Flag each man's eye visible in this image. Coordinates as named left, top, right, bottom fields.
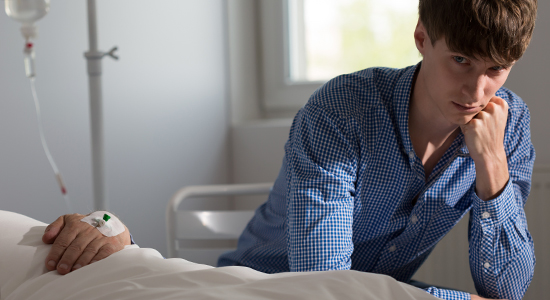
left=491, top=66, right=505, bottom=71
left=453, top=56, right=467, bottom=64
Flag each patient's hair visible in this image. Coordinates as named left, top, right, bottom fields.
left=419, top=0, right=537, bottom=66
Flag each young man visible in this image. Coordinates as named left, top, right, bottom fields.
left=42, top=1, right=537, bottom=300
left=217, top=1, right=537, bottom=300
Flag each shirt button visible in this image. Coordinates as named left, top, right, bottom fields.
left=389, top=245, right=397, bottom=252
left=408, top=151, right=415, bottom=160
left=484, top=262, right=491, bottom=269
left=482, top=212, right=491, bottom=219
left=411, top=215, right=418, bottom=224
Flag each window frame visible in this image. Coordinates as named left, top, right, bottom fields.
left=258, top=0, right=324, bottom=114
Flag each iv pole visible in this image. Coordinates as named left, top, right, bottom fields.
left=84, top=0, right=118, bottom=211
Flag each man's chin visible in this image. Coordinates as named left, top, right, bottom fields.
left=451, top=115, right=475, bottom=126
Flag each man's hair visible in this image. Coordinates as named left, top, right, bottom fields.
left=419, top=0, right=537, bottom=66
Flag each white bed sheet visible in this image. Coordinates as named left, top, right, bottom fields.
left=0, top=210, right=439, bottom=300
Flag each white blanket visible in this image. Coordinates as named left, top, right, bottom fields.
left=0, top=210, right=439, bottom=300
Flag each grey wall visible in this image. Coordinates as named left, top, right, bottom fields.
left=505, top=0, right=550, bottom=166
left=0, top=0, right=229, bottom=256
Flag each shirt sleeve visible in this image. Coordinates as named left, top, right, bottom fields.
left=285, top=101, right=359, bottom=272
left=467, top=103, right=536, bottom=300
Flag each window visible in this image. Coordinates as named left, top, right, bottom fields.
left=287, top=0, right=420, bottom=82
left=240, top=0, right=421, bottom=116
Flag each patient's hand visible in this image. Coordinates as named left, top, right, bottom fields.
left=42, top=213, right=131, bottom=275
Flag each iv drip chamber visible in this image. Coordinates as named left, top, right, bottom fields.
left=24, top=42, right=36, bottom=78
left=5, top=0, right=50, bottom=77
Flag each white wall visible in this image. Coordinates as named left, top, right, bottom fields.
left=0, top=0, right=229, bottom=256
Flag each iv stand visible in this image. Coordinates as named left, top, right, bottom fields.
left=84, top=0, right=118, bottom=211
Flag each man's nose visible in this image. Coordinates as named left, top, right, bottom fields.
left=463, top=74, right=487, bottom=102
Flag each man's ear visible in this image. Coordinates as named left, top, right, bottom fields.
left=414, top=20, right=428, bottom=55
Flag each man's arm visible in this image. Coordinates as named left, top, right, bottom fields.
left=460, top=97, right=511, bottom=201
left=461, top=96, right=535, bottom=300
left=42, top=212, right=131, bottom=274
left=422, top=287, right=507, bottom=300
left=471, top=295, right=507, bottom=300
left=286, top=101, right=358, bottom=272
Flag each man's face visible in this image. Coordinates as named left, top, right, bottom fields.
left=415, top=27, right=514, bottom=126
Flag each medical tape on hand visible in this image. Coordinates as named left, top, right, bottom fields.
left=80, top=211, right=125, bottom=237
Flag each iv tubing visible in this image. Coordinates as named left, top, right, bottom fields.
left=29, top=78, right=73, bottom=213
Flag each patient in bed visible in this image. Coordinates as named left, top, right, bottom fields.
left=1, top=210, right=439, bottom=300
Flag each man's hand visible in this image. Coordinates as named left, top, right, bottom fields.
left=460, top=96, right=509, bottom=200
left=42, top=213, right=131, bottom=275
left=471, top=294, right=508, bottom=300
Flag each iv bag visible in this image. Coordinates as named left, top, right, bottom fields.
left=5, top=0, right=50, bottom=40
left=5, top=0, right=49, bottom=24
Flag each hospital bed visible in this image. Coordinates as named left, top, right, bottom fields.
left=0, top=209, right=438, bottom=300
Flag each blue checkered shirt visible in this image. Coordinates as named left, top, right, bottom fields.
left=218, top=64, right=535, bottom=300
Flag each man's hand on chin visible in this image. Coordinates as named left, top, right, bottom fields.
left=42, top=213, right=131, bottom=275
left=460, top=96, right=510, bottom=201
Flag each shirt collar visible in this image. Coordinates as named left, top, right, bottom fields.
left=392, top=62, right=469, bottom=158
left=392, top=62, right=420, bottom=157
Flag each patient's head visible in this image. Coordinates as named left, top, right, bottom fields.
left=418, top=0, right=537, bottom=66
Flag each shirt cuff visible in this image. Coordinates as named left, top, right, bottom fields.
left=471, top=179, right=518, bottom=227
left=425, top=286, right=471, bottom=300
